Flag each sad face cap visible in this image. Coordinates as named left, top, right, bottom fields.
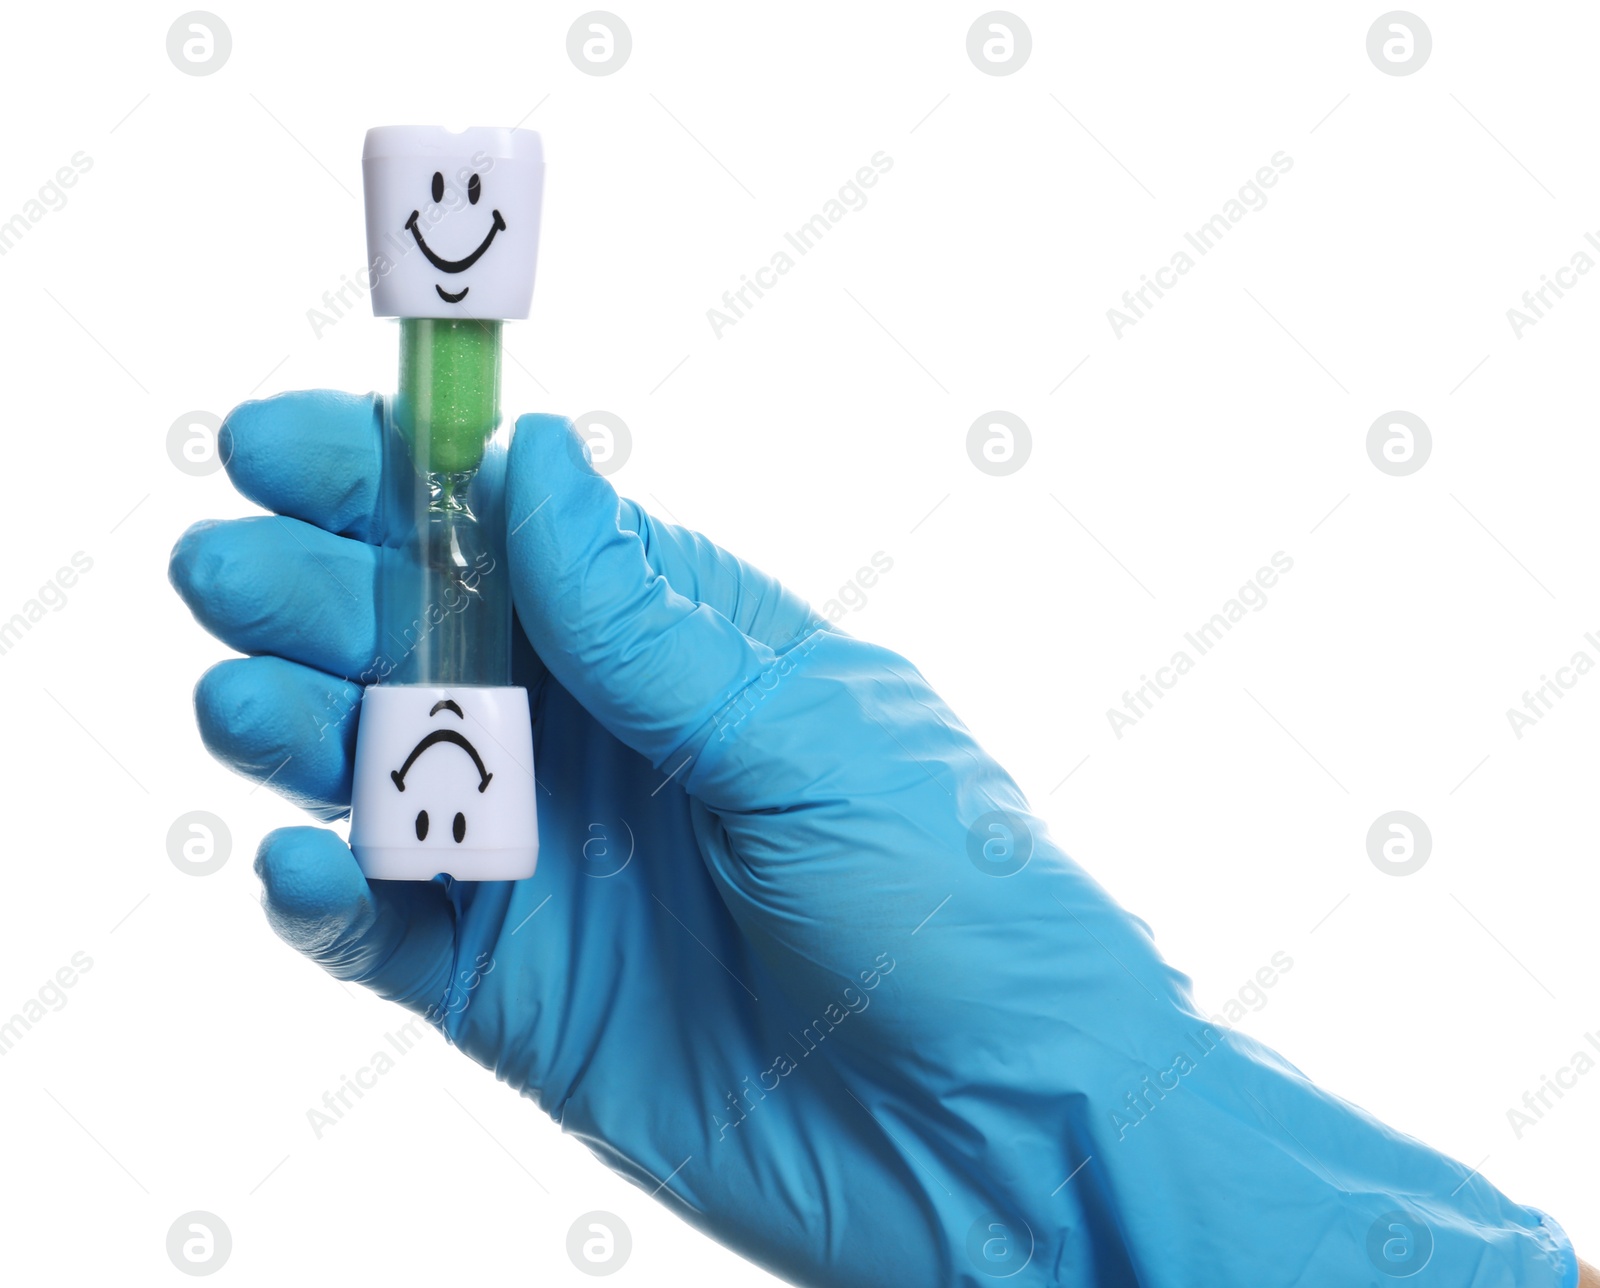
left=362, top=125, right=544, bottom=320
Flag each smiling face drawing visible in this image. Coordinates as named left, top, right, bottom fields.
left=362, top=125, right=544, bottom=320
left=405, top=170, right=508, bottom=304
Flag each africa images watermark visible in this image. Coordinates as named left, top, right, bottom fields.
left=1503, top=629, right=1600, bottom=739
left=1505, top=229, right=1600, bottom=339
left=0, top=551, right=94, bottom=658
left=306, top=151, right=495, bottom=338
left=0, top=951, right=94, bottom=1057
left=1106, top=551, right=1295, bottom=739
left=0, top=152, right=93, bottom=257
left=1111, top=951, right=1294, bottom=1143
left=712, top=615, right=828, bottom=744
left=1505, top=1027, right=1600, bottom=1140
left=706, top=152, right=894, bottom=338
left=316, top=548, right=497, bottom=739
left=305, top=952, right=493, bottom=1138
left=305, top=1017, right=428, bottom=1139
left=1110, top=1021, right=1222, bottom=1141
left=712, top=952, right=896, bottom=1141
left=1209, top=950, right=1295, bottom=1028
left=1106, top=151, right=1293, bottom=338
left=818, top=550, right=894, bottom=622
left=711, top=553, right=892, bottom=744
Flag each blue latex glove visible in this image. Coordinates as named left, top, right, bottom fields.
left=170, top=391, right=1578, bottom=1288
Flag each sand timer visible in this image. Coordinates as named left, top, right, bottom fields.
left=348, top=125, right=544, bottom=882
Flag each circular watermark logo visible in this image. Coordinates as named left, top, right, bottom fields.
left=167, top=411, right=227, bottom=477
left=1366, top=1208, right=1434, bottom=1276
left=967, top=810, right=1034, bottom=877
left=567, top=1210, right=632, bottom=1276
left=166, top=12, right=232, bottom=76
left=966, top=411, right=1032, bottom=476
left=1366, top=811, right=1431, bottom=877
left=568, top=12, right=632, bottom=75
left=1365, top=410, right=1431, bottom=476
left=967, top=12, right=1032, bottom=76
left=579, top=819, right=635, bottom=878
left=966, top=1212, right=1034, bottom=1278
left=572, top=410, right=632, bottom=476
left=167, top=811, right=232, bottom=877
left=1366, top=12, right=1432, bottom=76
left=166, top=1211, right=232, bottom=1276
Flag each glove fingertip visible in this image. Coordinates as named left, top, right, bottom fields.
left=221, top=391, right=383, bottom=538
left=507, top=412, right=602, bottom=515
left=255, top=825, right=370, bottom=951
left=193, top=658, right=261, bottom=760
left=167, top=518, right=221, bottom=603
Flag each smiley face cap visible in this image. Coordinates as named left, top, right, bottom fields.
left=362, top=125, right=544, bottom=320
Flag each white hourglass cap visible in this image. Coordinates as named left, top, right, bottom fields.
left=350, top=684, right=539, bottom=882
left=362, top=125, right=544, bottom=320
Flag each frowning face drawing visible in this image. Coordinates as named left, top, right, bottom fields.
left=348, top=683, right=538, bottom=882
left=388, top=697, right=494, bottom=848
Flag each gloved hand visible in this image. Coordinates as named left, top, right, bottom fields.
left=170, top=391, right=1577, bottom=1288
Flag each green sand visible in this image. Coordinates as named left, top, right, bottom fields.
left=397, top=318, right=502, bottom=477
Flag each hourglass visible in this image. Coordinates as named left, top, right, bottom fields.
left=347, top=125, right=544, bottom=882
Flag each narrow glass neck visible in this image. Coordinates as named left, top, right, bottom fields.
left=376, top=318, right=513, bottom=687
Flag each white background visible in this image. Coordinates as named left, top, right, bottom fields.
left=0, top=0, right=1595, bottom=1282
